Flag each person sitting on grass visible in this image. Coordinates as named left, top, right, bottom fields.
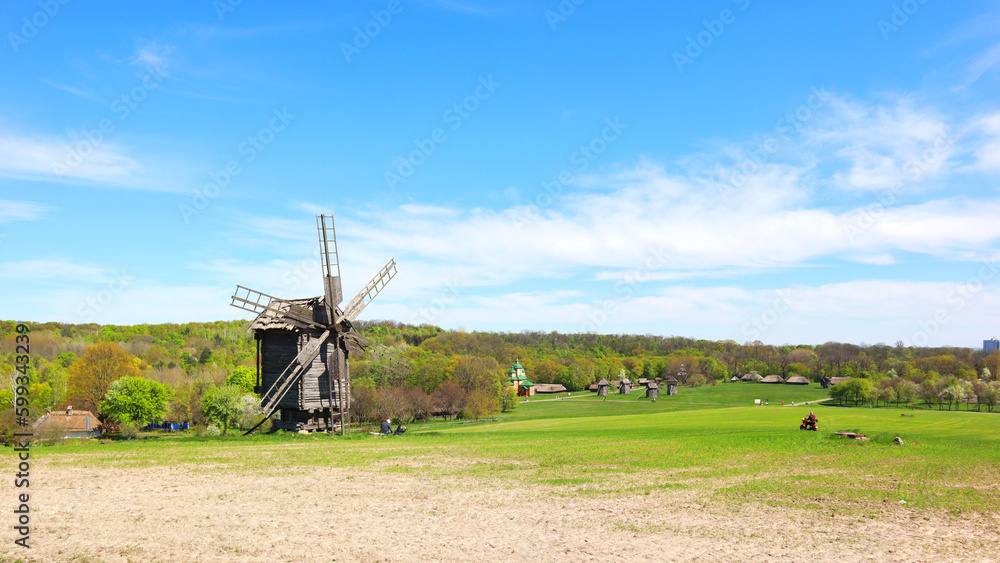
left=380, top=418, right=392, bottom=435
left=393, top=423, right=407, bottom=436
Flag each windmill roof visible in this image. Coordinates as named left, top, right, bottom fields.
left=247, top=296, right=323, bottom=331
left=597, top=379, right=609, bottom=386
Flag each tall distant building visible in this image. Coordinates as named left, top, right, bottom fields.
left=985, top=338, right=1000, bottom=352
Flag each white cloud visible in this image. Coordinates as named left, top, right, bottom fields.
left=0, top=200, right=48, bottom=223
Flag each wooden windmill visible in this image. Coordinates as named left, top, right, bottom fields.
left=230, top=214, right=408, bottom=434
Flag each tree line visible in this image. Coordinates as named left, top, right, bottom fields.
left=2, top=319, right=998, bottom=440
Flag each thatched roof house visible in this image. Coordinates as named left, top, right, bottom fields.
left=729, top=376, right=740, bottom=383
left=32, top=407, right=101, bottom=439
left=534, top=383, right=568, bottom=394
left=830, top=376, right=853, bottom=385
left=761, top=375, right=784, bottom=384
left=586, top=382, right=598, bottom=392
left=741, top=372, right=763, bottom=382
left=645, top=382, right=659, bottom=399
left=785, top=375, right=810, bottom=385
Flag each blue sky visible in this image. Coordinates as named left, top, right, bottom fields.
left=3, top=0, right=1000, bottom=347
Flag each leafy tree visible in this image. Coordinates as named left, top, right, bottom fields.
left=101, top=377, right=172, bottom=425
left=432, top=381, right=465, bottom=419
left=198, top=348, right=213, bottom=365
left=226, top=366, right=256, bottom=396
left=466, top=387, right=498, bottom=419
left=499, top=385, right=519, bottom=412
left=200, top=385, right=244, bottom=435
left=68, top=342, right=141, bottom=413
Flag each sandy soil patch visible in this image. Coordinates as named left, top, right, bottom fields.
left=3, top=452, right=998, bottom=562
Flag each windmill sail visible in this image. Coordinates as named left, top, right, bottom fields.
left=230, top=286, right=321, bottom=330
left=316, top=214, right=343, bottom=311
left=338, top=258, right=397, bottom=324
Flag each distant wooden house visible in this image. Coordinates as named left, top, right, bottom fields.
left=729, top=376, right=740, bottom=383
left=619, top=378, right=633, bottom=394
left=663, top=377, right=679, bottom=396
left=637, top=378, right=651, bottom=386
left=675, top=364, right=689, bottom=383
left=32, top=407, right=101, bottom=439
left=507, top=358, right=536, bottom=397
left=830, top=376, right=853, bottom=386
left=645, top=382, right=659, bottom=399
left=741, top=371, right=763, bottom=382
left=596, top=378, right=610, bottom=397
left=761, top=375, right=784, bottom=384
left=534, top=383, right=567, bottom=394
left=586, top=382, right=598, bottom=392
left=785, top=375, right=810, bottom=385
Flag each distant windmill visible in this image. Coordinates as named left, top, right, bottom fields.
left=230, top=215, right=408, bottom=434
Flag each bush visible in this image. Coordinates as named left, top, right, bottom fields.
left=456, top=408, right=471, bottom=420
left=204, top=424, right=221, bottom=437
left=120, top=423, right=140, bottom=440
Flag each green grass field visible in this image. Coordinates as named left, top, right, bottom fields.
left=22, top=383, right=1000, bottom=517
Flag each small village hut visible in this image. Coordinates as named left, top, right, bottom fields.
left=741, top=371, right=763, bottom=382
left=32, top=407, right=101, bottom=439
left=534, top=383, right=568, bottom=394
left=761, top=374, right=784, bottom=384
left=664, top=376, right=679, bottom=396
left=596, top=378, right=610, bottom=397
left=785, top=375, right=810, bottom=385
left=619, top=378, right=633, bottom=394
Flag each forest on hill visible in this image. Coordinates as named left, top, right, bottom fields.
left=3, top=319, right=998, bottom=434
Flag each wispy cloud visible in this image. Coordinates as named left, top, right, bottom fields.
left=0, top=200, right=49, bottom=224
left=38, top=78, right=105, bottom=103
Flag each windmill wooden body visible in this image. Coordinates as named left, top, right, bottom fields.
left=231, top=215, right=408, bottom=434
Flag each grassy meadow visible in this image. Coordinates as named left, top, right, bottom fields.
left=23, top=383, right=1000, bottom=518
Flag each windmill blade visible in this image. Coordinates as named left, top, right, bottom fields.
left=316, top=215, right=343, bottom=313
left=230, top=285, right=322, bottom=330
left=337, top=259, right=397, bottom=324
left=248, top=330, right=332, bottom=434
left=345, top=332, right=411, bottom=376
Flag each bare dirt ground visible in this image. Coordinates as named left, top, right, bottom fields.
left=4, top=453, right=999, bottom=562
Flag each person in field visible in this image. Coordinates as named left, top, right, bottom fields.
left=393, top=423, right=407, bottom=435
left=380, top=418, right=392, bottom=435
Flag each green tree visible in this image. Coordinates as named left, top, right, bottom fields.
left=200, top=386, right=244, bottom=435
left=226, top=366, right=256, bottom=396
left=101, top=377, right=173, bottom=425
left=499, top=385, right=519, bottom=412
